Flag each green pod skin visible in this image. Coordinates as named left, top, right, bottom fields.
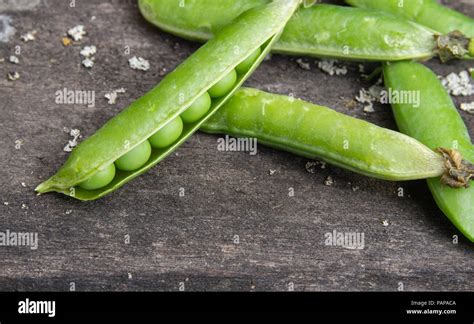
left=383, top=61, right=474, bottom=242
left=139, top=1, right=473, bottom=61
left=36, top=0, right=302, bottom=200
left=346, top=0, right=474, bottom=38
left=201, top=88, right=446, bottom=181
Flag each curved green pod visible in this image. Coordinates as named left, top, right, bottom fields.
left=346, top=0, right=474, bottom=38
left=35, top=0, right=302, bottom=201
left=201, top=88, right=447, bottom=181
left=383, top=61, right=474, bottom=242
left=138, top=1, right=474, bottom=61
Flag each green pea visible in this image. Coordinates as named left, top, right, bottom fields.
left=149, top=117, right=184, bottom=148
left=208, top=69, right=237, bottom=98
left=180, top=92, right=211, bottom=124
left=78, top=163, right=116, bottom=190
left=235, top=47, right=262, bottom=74
left=139, top=1, right=474, bottom=62
left=384, top=61, right=474, bottom=242
left=115, top=140, right=152, bottom=171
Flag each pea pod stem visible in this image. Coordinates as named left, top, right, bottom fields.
left=139, top=1, right=474, bottom=62
left=437, top=148, right=474, bottom=189
left=36, top=0, right=302, bottom=200
left=383, top=61, right=474, bottom=242
left=435, top=31, right=474, bottom=62
left=201, top=88, right=460, bottom=182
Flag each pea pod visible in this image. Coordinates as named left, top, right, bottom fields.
left=35, top=0, right=302, bottom=201
left=201, top=87, right=452, bottom=181
left=383, top=61, right=474, bottom=242
left=346, top=0, right=474, bottom=38
left=139, top=1, right=474, bottom=62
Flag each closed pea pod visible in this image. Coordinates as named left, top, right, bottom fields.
left=346, top=0, right=474, bottom=38
left=139, top=0, right=269, bottom=41
left=35, top=0, right=302, bottom=200
left=383, top=61, right=474, bottom=242
left=201, top=88, right=474, bottom=182
left=139, top=1, right=474, bottom=62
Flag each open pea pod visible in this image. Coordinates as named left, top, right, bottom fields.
left=36, top=0, right=302, bottom=201
left=202, top=88, right=452, bottom=181
left=138, top=0, right=474, bottom=62
left=384, top=61, right=474, bottom=242
left=346, top=0, right=474, bottom=38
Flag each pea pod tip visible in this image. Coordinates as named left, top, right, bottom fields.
left=35, top=179, right=55, bottom=194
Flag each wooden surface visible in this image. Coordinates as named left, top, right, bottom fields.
left=0, top=0, right=473, bottom=291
